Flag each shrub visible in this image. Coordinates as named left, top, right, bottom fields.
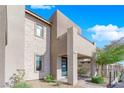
left=9, top=69, right=25, bottom=87
left=91, top=75, right=104, bottom=84
left=44, top=74, right=55, bottom=83
left=14, top=82, right=31, bottom=88
left=6, top=69, right=31, bottom=88
left=78, top=68, right=86, bottom=75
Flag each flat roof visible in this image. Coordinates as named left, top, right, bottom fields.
left=25, top=10, right=52, bottom=25
left=25, top=9, right=94, bottom=45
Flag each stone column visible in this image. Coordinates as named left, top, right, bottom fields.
left=57, top=57, right=62, bottom=80
left=67, top=27, right=78, bottom=85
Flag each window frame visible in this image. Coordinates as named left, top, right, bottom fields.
left=35, top=23, right=44, bottom=38
left=34, top=54, right=43, bottom=72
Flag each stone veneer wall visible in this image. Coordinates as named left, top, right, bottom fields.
left=24, top=14, right=50, bottom=80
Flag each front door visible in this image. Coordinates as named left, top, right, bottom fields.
left=61, top=57, right=67, bottom=76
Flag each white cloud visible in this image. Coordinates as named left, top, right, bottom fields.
left=87, top=24, right=124, bottom=41
left=30, top=5, right=55, bottom=10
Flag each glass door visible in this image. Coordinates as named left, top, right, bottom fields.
left=61, top=57, right=67, bottom=76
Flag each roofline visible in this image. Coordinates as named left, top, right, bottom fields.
left=25, top=10, right=52, bottom=25
left=54, top=10, right=81, bottom=33
left=25, top=9, right=95, bottom=45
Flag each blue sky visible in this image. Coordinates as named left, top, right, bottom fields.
left=26, top=5, right=124, bottom=48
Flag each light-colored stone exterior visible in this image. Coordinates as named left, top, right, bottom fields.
left=24, top=13, right=50, bottom=80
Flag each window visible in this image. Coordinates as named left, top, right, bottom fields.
left=35, top=24, right=44, bottom=38
left=35, top=55, right=42, bottom=71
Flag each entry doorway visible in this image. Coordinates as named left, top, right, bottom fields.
left=61, top=57, right=68, bottom=77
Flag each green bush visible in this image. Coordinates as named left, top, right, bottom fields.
left=14, top=82, right=31, bottom=88
left=91, top=75, right=104, bottom=84
left=9, top=69, right=26, bottom=87
left=5, top=69, right=32, bottom=88
left=78, top=68, right=86, bottom=75
left=44, top=74, right=55, bottom=83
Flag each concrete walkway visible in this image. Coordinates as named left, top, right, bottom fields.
left=78, top=77, right=106, bottom=88
left=27, top=78, right=106, bottom=88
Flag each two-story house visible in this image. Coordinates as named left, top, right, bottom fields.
left=0, top=5, right=96, bottom=87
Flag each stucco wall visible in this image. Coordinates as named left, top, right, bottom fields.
left=56, top=10, right=81, bottom=38
left=57, top=33, right=67, bottom=56
left=73, top=28, right=96, bottom=57
left=50, top=10, right=96, bottom=79
left=0, top=5, right=6, bottom=87
left=55, top=10, right=96, bottom=57
left=5, top=5, right=25, bottom=82
left=24, top=13, right=50, bottom=80
left=49, top=11, right=58, bottom=78
left=50, top=10, right=81, bottom=78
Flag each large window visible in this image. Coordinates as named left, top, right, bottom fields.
left=35, top=55, right=42, bottom=71
left=35, top=24, right=44, bottom=38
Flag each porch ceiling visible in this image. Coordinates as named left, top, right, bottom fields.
left=78, top=53, right=91, bottom=59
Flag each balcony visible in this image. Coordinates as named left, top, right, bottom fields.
left=57, top=26, right=96, bottom=58
left=67, top=27, right=96, bottom=58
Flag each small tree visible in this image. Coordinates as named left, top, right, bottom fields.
left=96, top=43, right=124, bottom=77
left=96, top=49, right=110, bottom=76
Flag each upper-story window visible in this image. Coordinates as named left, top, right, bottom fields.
left=35, top=24, right=44, bottom=38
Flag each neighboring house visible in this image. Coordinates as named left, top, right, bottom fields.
left=0, top=5, right=96, bottom=87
